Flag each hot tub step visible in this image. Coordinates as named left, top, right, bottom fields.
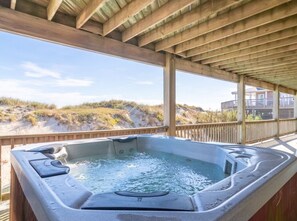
left=81, top=192, right=195, bottom=211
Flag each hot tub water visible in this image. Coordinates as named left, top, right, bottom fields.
left=67, top=150, right=226, bottom=195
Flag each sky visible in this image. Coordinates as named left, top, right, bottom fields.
left=0, top=31, right=236, bottom=110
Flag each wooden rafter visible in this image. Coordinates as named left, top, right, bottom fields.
left=0, top=7, right=163, bottom=66
left=230, top=57, right=297, bottom=73
left=221, top=51, right=297, bottom=70
left=47, top=0, right=63, bottom=21
left=0, top=6, right=239, bottom=85
left=185, top=17, right=297, bottom=57
left=248, top=70, right=297, bottom=78
left=155, top=0, right=291, bottom=52
left=103, top=0, right=154, bottom=36
left=190, top=27, right=297, bottom=61
left=122, top=0, right=195, bottom=42
left=193, top=36, right=297, bottom=64
left=76, top=0, right=106, bottom=29
left=240, top=63, right=297, bottom=74
left=176, top=1, right=297, bottom=54
left=213, top=43, right=297, bottom=67
left=138, top=0, right=239, bottom=47
left=1, top=0, right=297, bottom=92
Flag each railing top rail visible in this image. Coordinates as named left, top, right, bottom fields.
left=246, top=119, right=277, bottom=124
left=0, top=126, right=168, bottom=140
left=279, top=118, right=297, bottom=122
left=176, top=121, right=240, bottom=128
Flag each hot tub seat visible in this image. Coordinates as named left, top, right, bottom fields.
left=81, top=191, right=195, bottom=211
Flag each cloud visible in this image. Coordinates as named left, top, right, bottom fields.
left=0, top=79, right=120, bottom=107
left=56, top=78, right=93, bottom=87
left=22, top=62, right=61, bottom=78
left=134, top=81, right=154, bottom=85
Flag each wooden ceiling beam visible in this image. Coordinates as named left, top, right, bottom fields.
left=244, top=78, right=275, bottom=91
left=194, top=35, right=297, bottom=64
left=0, top=6, right=164, bottom=66
left=192, top=30, right=297, bottom=61
left=225, top=55, right=297, bottom=71
left=219, top=50, right=297, bottom=69
left=138, top=0, right=239, bottom=47
left=76, top=0, right=106, bottom=29
left=230, top=58, right=297, bottom=73
left=14, top=0, right=103, bottom=35
left=186, top=17, right=297, bottom=57
left=175, top=58, right=239, bottom=83
left=0, top=6, right=242, bottom=85
left=238, top=63, right=297, bottom=75
left=177, top=3, right=297, bottom=54
left=103, top=0, right=154, bottom=36
left=244, top=65, right=297, bottom=75
left=47, top=0, right=63, bottom=21
left=155, top=0, right=291, bottom=52
left=122, top=0, right=195, bottom=42
left=248, top=72, right=297, bottom=79
left=10, top=0, right=16, bottom=9
left=212, top=43, right=297, bottom=67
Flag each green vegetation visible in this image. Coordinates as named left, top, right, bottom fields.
left=0, top=97, right=56, bottom=109
left=0, top=98, right=262, bottom=129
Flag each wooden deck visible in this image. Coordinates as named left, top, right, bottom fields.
left=0, top=200, right=9, bottom=221
left=0, top=209, right=9, bottom=221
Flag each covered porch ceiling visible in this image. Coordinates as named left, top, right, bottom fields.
left=0, top=0, right=296, bottom=94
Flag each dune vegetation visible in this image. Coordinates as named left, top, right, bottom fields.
left=0, top=97, right=260, bottom=134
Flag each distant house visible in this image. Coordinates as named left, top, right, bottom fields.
left=221, top=87, right=294, bottom=119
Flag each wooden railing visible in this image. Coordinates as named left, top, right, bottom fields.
left=176, top=122, right=241, bottom=144
left=279, top=118, right=297, bottom=136
left=245, top=120, right=278, bottom=143
left=1, top=119, right=297, bottom=200
left=0, top=126, right=168, bottom=200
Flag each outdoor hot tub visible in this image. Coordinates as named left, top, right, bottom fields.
left=10, top=135, right=297, bottom=221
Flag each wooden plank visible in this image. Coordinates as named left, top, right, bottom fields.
left=273, top=85, right=280, bottom=138
left=175, top=58, right=239, bottom=83
left=195, top=35, right=297, bottom=64
left=237, top=75, right=246, bottom=144
left=220, top=50, right=297, bottom=69
left=192, top=29, right=297, bottom=62
left=155, top=0, right=291, bottom=51
left=15, top=0, right=104, bottom=35
left=103, top=0, right=153, bottom=36
left=177, top=4, right=297, bottom=54
left=0, top=7, right=165, bottom=66
left=246, top=66, right=297, bottom=76
left=213, top=43, right=297, bottom=67
left=10, top=168, right=38, bottom=221
left=76, top=0, right=106, bottom=29
left=47, top=0, right=63, bottom=20
left=186, top=18, right=297, bottom=57
left=245, top=78, right=275, bottom=91
left=294, top=94, right=297, bottom=119
left=122, top=0, right=195, bottom=42
left=164, top=53, right=176, bottom=136
left=229, top=56, right=297, bottom=72
left=138, top=0, right=239, bottom=47
left=236, top=61, right=297, bottom=74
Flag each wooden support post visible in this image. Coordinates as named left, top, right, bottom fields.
left=0, top=144, right=2, bottom=201
left=294, top=92, right=297, bottom=133
left=273, top=85, right=280, bottom=138
left=164, top=53, right=176, bottom=136
left=237, top=75, right=246, bottom=144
